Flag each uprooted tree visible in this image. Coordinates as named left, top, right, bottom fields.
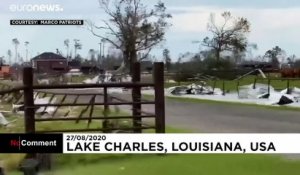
left=202, top=11, right=250, bottom=64
left=87, top=0, right=172, bottom=75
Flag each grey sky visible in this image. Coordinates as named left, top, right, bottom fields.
left=1, top=0, right=300, bottom=62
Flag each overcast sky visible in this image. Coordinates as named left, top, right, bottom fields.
left=1, top=0, right=300, bottom=62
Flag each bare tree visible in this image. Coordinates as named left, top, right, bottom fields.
left=12, top=38, right=20, bottom=64
left=287, top=54, right=296, bottom=65
left=74, top=39, right=82, bottom=59
left=64, top=39, right=70, bottom=59
left=87, top=0, right=171, bottom=74
left=264, top=46, right=286, bottom=69
left=25, top=41, right=29, bottom=62
left=163, top=48, right=171, bottom=71
left=202, top=11, right=250, bottom=62
left=7, top=50, right=12, bottom=65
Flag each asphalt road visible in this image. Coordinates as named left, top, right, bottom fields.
left=162, top=99, right=300, bottom=133
left=43, top=89, right=300, bottom=133
left=112, top=93, right=300, bottom=133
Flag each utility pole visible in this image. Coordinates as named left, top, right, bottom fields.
left=101, top=38, right=106, bottom=59
left=99, top=42, right=102, bottom=66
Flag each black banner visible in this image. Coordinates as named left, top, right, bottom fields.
left=0, top=134, right=63, bottom=153
left=10, top=20, right=84, bottom=25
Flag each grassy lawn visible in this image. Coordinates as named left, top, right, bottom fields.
left=0, top=104, right=139, bottom=172
left=6, top=126, right=300, bottom=175
left=69, top=75, right=95, bottom=83
left=2, top=122, right=300, bottom=175
left=41, top=154, right=300, bottom=175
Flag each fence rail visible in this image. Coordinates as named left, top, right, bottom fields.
left=0, top=62, right=165, bottom=135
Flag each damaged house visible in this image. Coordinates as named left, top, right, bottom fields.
left=31, top=52, right=69, bottom=74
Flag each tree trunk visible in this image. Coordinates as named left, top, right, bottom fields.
left=216, top=49, right=220, bottom=62
left=123, top=51, right=130, bottom=73
left=129, top=50, right=137, bottom=76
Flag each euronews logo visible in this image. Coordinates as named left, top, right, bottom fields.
left=9, top=4, right=64, bottom=12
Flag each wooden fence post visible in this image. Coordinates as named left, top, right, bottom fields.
left=132, top=62, right=141, bottom=133
left=253, top=78, right=257, bottom=89
left=102, top=87, right=109, bottom=132
left=222, top=80, right=225, bottom=96
left=23, top=67, right=35, bottom=134
left=212, top=80, right=216, bottom=93
left=267, top=79, right=271, bottom=96
left=287, top=79, right=291, bottom=94
left=23, top=68, right=36, bottom=159
left=154, top=62, right=165, bottom=133
left=236, top=80, right=240, bottom=96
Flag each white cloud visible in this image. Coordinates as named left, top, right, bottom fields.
left=171, top=6, right=300, bottom=32
left=170, top=6, right=300, bottom=55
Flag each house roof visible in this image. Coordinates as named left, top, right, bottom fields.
left=31, top=52, right=67, bottom=60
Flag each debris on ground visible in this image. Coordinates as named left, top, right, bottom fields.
left=0, top=113, right=16, bottom=127
left=238, top=83, right=275, bottom=99
left=0, top=113, right=9, bottom=126
left=37, top=79, right=50, bottom=85
left=167, top=83, right=222, bottom=95
left=12, top=96, right=57, bottom=115
left=161, top=82, right=300, bottom=107
left=83, top=75, right=100, bottom=84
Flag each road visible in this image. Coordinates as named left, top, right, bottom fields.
left=162, top=99, right=300, bottom=133
left=111, top=93, right=300, bottom=133
left=44, top=89, right=300, bottom=133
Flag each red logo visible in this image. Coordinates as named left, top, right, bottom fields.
left=10, top=139, right=20, bottom=147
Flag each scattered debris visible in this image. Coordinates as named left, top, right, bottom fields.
left=281, top=87, right=300, bottom=99
left=234, top=69, right=267, bottom=80
left=0, top=113, right=16, bottom=127
left=65, top=69, right=82, bottom=76
left=268, top=92, right=296, bottom=105
left=167, top=83, right=222, bottom=95
left=277, top=95, right=295, bottom=105
left=0, top=113, right=9, bottom=126
left=12, top=103, right=24, bottom=114
left=37, top=79, right=50, bottom=85
left=83, top=73, right=132, bottom=84
left=12, top=96, right=57, bottom=115
left=167, top=79, right=176, bottom=83
left=239, top=83, right=274, bottom=99
left=161, top=82, right=300, bottom=106
left=35, top=97, right=57, bottom=115
left=83, top=75, right=100, bottom=84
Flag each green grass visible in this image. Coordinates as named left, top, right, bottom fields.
left=5, top=126, right=300, bottom=175
left=69, top=75, right=95, bottom=83
left=5, top=123, right=300, bottom=175
left=0, top=105, right=140, bottom=172
left=7, top=126, right=300, bottom=175
left=39, top=154, right=300, bottom=175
